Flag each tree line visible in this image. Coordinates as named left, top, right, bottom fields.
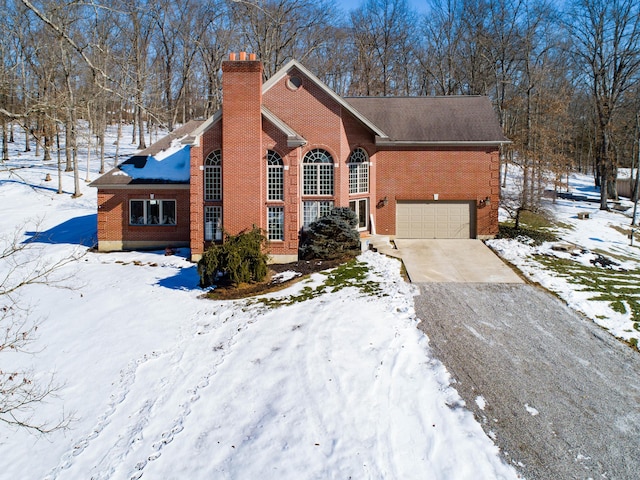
left=1, top=0, right=639, bottom=210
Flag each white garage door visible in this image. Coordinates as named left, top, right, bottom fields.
left=396, top=201, right=473, bottom=238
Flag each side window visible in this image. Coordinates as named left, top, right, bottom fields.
left=267, top=150, right=284, bottom=201
left=204, top=205, right=222, bottom=241
left=267, top=206, right=284, bottom=241
left=129, top=200, right=176, bottom=225
left=205, top=150, right=222, bottom=201
left=303, top=149, right=333, bottom=196
left=348, top=148, right=369, bottom=194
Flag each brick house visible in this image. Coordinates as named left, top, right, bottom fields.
left=92, top=53, right=508, bottom=263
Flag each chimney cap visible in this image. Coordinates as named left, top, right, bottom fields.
left=228, top=52, right=258, bottom=61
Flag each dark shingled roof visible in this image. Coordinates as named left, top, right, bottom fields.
left=345, top=96, right=508, bottom=144
left=90, top=120, right=204, bottom=187
left=138, top=120, right=205, bottom=156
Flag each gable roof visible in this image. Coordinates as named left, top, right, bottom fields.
left=193, top=59, right=391, bottom=142
left=263, top=59, right=390, bottom=139
left=90, top=120, right=203, bottom=188
left=346, top=96, right=509, bottom=146
left=192, top=60, right=508, bottom=147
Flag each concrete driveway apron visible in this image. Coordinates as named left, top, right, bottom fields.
left=397, top=239, right=640, bottom=479
left=393, top=239, right=523, bottom=283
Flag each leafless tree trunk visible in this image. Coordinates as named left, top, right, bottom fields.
left=569, top=0, right=640, bottom=210
left=350, top=0, right=418, bottom=96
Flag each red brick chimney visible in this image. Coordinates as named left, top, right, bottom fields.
left=221, top=52, right=264, bottom=236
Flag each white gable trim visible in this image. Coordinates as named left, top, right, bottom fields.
left=185, top=110, right=222, bottom=147
left=262, top=106, right=307, bottom=147
left=263, top=60, right=389, bottom=139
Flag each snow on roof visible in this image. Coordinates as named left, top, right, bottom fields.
left=119, top=143, right=191, bottom=182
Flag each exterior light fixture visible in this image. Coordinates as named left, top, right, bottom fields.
left=376, top=196, right=388, bottom=209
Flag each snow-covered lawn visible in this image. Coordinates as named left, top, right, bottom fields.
left=0, top=127, right=519, bottom=479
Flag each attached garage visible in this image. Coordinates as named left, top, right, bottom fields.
left=396, top=201, right=475, bottom=239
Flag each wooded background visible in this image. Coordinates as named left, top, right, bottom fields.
left=1, top=0, right=639, bottom=209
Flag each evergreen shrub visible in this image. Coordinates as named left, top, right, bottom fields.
left=198, top=227, right=269, bottom=287
left=299, top=207, right=361, bottom=260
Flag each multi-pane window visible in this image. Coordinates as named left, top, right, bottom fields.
left=348, top=148, right=369, bottom=194
left=349, top=198, right=368, bottom=230
left=267, top=206, right=284, bottom=241
left=130, top=199, right=176, bottom=225
left=303, top=149, right=333, bottom=196
left=303, top=200, right=334, bottom=228
left=205, top=150, right=222, bottom=201
left=267, top=150, right=284, bottom=201
left=204, top=205, right=222, bottom=241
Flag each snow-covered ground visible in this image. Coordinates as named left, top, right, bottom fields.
left=0, top=126, right=519, bottom=479
left=489, top=171, right=640, bottom=343
left=4, top=124, right=638, bottom=479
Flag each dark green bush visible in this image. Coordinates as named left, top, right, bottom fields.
left=299, top=207, right=361, bottom=260
left=198, top=227, right=269, bottom=287
left=497, top=224, right=558, bottom=245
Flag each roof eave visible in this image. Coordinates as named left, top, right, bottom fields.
left=90, top=182, right=190, bottom=189
left=188, top=110, right=222, bottom=145
left=262, top=106, right=308, bottom=148
left=375, top=137, right=511, bottom=147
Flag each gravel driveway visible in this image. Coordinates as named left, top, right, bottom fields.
left=415, top=282, right=640, bottom=480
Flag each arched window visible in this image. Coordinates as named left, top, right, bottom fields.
left=267, top=150, right=284, bottom=201
left=303, top=149, right=333, bottom=196
left=204, top=150, right=221, bottom=201
left=348, top=148, right=369, bottom=194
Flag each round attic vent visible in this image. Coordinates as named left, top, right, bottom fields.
left=287, top=75, right=302, bottom=90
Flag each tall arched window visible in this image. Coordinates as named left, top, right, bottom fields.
left=204, top=150, right=221, bottom=201
left=303, top=149, right=333, bottom=196
left=348, top=148, right=369, bottom=194
left=267, top=150, right=284, bottom=201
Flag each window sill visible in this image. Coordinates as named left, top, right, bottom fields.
left=129, top=224, right=177, bottom=227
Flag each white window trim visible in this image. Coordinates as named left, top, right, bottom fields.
left=204, top=205, right=222, bottom=242
left=348, top=148, right=369, bottom=195
left=302, top=200, right=334, bottom=229
left=129, top=199, right=177, bottom=226
left=349, top=197, right=369, bottom=231
left=303, top=149, right=334, bottom=196
left=267, top=206, right=284, bottom=241
left=205, top=150, right=222, bottom=201
left=267, top=150, right=284, bottom=201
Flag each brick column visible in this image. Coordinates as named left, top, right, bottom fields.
left=221, top=54, right=264, bottom=235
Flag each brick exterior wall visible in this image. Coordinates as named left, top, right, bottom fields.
left=190, top=121, right=222, bottom=259
left=222, top=60, right=265, bottom=235
left=187, top=60, right=500, bottom=260
left=97, top=187, right=190, bottom=251
left=374, top=147, right=499, bottom=238
left=262, top=120, right=299, bottom=256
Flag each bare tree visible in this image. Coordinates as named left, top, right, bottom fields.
left=419, top=0, right=466, bottom=95
left=1, top=224, right=79, bottom=433
left=568, top=0, right=640, bottom=209
left=349, top=0, right=419, bottom=96
left=231, top=0, right=337, bottom=79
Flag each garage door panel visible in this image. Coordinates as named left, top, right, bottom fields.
left=396, top=201, right=473, bottom=238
